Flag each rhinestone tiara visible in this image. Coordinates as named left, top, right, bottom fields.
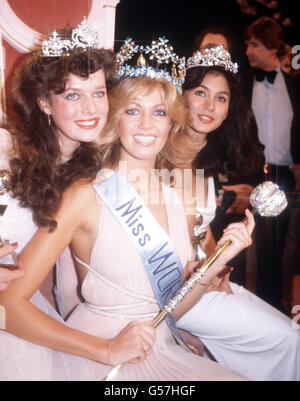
left=115, top=37, right=186, bottom=92
left=42, top=17, right=98, bottom=57
left=187, top=45, right=238, bottom=73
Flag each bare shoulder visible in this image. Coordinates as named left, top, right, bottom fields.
left=63, top=179, right=97, bottom=204
left=93, top=168, right=115, bottom=184
left=56, top=179, right=99, bottom=225
left=0, top=128, right=12, bottom=144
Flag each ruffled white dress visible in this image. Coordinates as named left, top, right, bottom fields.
left=0, top=129, right=69, bottom=380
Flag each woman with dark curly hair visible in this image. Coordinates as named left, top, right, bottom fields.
left=0, top=22, right=116, bottom=379
left=175, top=47, right=299, bottom=381
left=8, top=38, right=116, bottom=230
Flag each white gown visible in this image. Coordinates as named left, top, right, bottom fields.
left=0, top=129, right=69, bottom=380
left=177, top=176, right=300, bottom=381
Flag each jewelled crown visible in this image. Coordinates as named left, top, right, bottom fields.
left=115, top=37, right=186, bottom=92
left=187, top=45, right=238, bottom=73
left=42, top=17, right=98, bottom=57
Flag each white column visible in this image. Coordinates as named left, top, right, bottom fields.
left=101, top=0, right=120, bottom=49
left=0, top=0, right=120, bottom=52
left=0, top=0, right=43, bottom=53
left=0, top=33, right=6, bottom=125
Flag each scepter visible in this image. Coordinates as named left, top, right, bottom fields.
left=103, top=181, right=287, bottom=381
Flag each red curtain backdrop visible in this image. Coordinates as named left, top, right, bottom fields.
left=3, top=0, right=90, bottom=89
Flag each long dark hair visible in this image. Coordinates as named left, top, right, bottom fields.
left=183, top=66, right=264, bottom=178
left=6, top=30, right=116, bottom=230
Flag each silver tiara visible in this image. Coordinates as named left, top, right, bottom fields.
left=115, top=37, right=186, bottom=92
left=42, top=17, right=98, bottom=57
left=187, top=45, right=238, bottom=73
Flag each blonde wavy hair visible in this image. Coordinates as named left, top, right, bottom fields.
left=97, top=76, right=195, bottom=170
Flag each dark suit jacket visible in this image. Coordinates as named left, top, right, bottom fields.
left=240, top=68, right=300, bottom=164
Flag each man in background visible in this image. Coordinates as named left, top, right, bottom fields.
left=242, top=16, right=300, bottom=311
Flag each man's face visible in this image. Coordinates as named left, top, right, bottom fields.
left=245, top=37, right=277, bottom=70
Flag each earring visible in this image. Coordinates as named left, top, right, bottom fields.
left=47, top=114, right=51, bottom=126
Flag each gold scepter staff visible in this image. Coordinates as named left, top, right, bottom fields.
left=103, top=181, right=287, bottom=381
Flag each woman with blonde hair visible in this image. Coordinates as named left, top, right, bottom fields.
left=175, top=46, right=300, bottom=381
left=0, top=42, right=254, bottom=379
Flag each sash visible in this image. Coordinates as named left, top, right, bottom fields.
left=93, top=172, right=190, bottom=351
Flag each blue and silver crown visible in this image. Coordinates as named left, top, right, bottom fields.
left=187, top=45, right=238, bottom=73
left=42, top=17, right=98, bottom=57
left=115, top=37, right=186, bottom=92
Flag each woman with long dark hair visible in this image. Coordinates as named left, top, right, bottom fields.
left=184, top=65, right=263, bottom=180
left=175, top=46, right=299, bottom=381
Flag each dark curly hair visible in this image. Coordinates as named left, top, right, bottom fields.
left=6, top=29, right=117, bottom=230
left=183, top=66, right=264, bottom=178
